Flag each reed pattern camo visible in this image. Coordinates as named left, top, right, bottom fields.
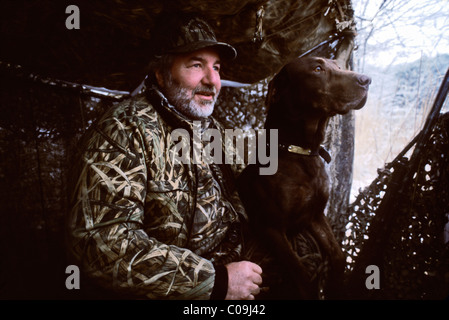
left=67, top=85, right=246, bottom=299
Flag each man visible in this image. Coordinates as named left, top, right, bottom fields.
left=67, top=15, right=262, bottom=300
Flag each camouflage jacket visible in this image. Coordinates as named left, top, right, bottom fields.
left=67, top=86, right=246, bottom=299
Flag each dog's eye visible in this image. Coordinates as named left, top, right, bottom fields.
left=314, top=66, right=323, bottom=72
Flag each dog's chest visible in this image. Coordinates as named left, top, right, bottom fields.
left=278, top=156, right=330, bottom=212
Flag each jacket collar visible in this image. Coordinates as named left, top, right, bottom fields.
left=145, top=84, right=214, bottom=133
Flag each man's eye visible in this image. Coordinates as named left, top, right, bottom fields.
left=192, top=64, right=202, bottom=68
left=214, top=66, right=221, bottom=72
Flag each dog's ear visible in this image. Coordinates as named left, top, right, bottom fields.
left=265, top=77, right=276, bottom=108
left=265, top=68, right=289, bottom=108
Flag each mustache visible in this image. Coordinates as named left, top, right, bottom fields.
left=193, top=85, right=218, bottom=97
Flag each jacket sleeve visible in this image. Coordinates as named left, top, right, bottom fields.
left=67, top=107, right=216, bottom=299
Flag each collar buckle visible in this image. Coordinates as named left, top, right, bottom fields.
left=280, top=143, right=331, bottom=164
left=287, top=145, right=312, bottom=156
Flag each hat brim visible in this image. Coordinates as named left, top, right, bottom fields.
left=167, top=40, right=237, bottom=61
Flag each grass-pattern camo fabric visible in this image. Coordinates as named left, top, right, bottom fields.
left=67, top=86, right=246, bottom=299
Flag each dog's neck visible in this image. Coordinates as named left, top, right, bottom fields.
left=265, top=111, right=329, bottom=153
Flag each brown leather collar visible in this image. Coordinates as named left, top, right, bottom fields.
left=278, top=143, right=331, bottom=164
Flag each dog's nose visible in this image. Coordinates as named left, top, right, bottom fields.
left=358, top=75, right=372, bottom=87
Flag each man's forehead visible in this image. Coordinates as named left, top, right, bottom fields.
left=179, top=48, right=221, bottom=63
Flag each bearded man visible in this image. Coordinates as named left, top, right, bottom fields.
left=66, top=15, right=262, bottom=300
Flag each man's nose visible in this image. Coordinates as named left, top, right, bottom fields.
left=202, top=66, right=221, bottom=89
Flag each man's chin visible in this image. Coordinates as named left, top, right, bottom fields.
left=180, top=101, right=215, bottom=119
left=195, top=104, right=215, bottom=118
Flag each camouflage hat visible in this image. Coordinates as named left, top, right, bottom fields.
left=155, top=16, right=237, bottom=61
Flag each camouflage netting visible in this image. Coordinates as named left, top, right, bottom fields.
left=343, top=70, right=449, bottom=299
left=1, top=0, right=448, bottom=300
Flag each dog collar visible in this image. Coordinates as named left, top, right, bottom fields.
left=278, top=143, right=331, bottom=164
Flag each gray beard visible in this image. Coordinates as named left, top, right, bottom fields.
left=163, top=73, right=219, bottom=119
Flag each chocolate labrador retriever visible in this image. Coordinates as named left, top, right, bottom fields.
left=238, top=56, right=371, bottom=299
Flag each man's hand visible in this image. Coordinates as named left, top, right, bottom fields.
left=225, top=261, right=263, bottom=300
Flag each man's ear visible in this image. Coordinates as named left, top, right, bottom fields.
left=155, top=70, right=165, bottom=88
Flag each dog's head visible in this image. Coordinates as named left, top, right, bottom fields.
left=266, top=56, right=371, bottom=117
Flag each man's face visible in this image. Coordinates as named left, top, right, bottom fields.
left=158, top=48, right=222, bottom=119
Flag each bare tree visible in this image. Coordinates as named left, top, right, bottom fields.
left=353, top=0, right=449, bottom=72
